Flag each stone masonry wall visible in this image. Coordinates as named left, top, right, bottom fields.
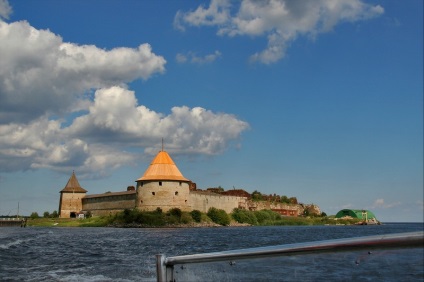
left=82, top=194, right=136, bottom=217
left=137, top=181, right=191, bottom=212
left=245, top=200, right=301, bottom=216
left=190, top=191, right=246, bottom=213
left=59, top=192, right=86, bottom=218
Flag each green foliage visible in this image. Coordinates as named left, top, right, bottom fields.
left=280, top=195, right=290, bottom=204
left=289, top=197, right=298, bottom=204
left=50, top=210, right=59, bottom=218
left=254, top=210, right=281, bottom=224
left=116, top=209, right=165, bottom=226
left=30, top=212, right=39, bottom=219
left=43, top=211, right=50, bottom=218
left=231, top=208, right=258, bottom=225
left=190, top=210, right=202, bottom=222
left=112, top=208, right=197, bottom=227
left=207, top=207, right=230, bottom=226
left=254, top=210, right=271, bottom=224
left=168, top=208, right=182, bottom=218
left=180, top=213, right=192, bottom=224
left=251, top=190, right=263, bottom=201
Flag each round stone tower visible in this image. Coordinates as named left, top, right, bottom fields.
left=135, top=150, right=191, bottom=212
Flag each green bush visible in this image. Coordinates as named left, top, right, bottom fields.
left=207, top=207, right=230, bottom=226
left=190, top=210, right=202, bottom=222
left=254, top=210, right=281, bottom=224
left=168, top=208, right=182, bottom=218
left=50, top=210, right=59, bottom=218
left=231, top=208, right=258, bottom=225
left=254, top=210, right=272, bottom=224
left=180, top=212, right=192, bottom=224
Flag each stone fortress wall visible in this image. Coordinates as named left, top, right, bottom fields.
left=60, top=150, right=319, bottom=218
left=82, top=190, right=136, bottom=217
left=189, top=191, right=246, bottom=214
left=78, top=189, right=305, bottom=218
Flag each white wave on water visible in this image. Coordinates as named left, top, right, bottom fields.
left=0, top=239, right=24, bottom=249
left=47, top=271, right=146, bottom=282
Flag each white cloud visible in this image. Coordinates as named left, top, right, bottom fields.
left=0, top=20, right=166, bottom=123
left=0, top=12, right=249, bottom=177
left=175, top=0, right=384, bottom=64
left=0, top=86, right=249, bottom=175
left=67, top=86, right=249, bottom=154
left=176, top=50, right=222, bottom=64
left=0, top=0, right=11, bottom=20
left=174, top=0, right=231, bottom=31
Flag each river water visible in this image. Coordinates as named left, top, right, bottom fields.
left=0, top=223, right=422, bottom=281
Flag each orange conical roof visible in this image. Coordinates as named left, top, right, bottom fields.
left=60, top=171, right=87, bottom=193
left=136, top=151, right=190, bottom=182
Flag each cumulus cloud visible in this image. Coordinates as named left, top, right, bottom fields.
left=0, top=0, right=11, bottom=20
left=174, top=0, right=231, bottom=31
left=0, top=8, right=250, bottom=177
left=0, top=20, right=166, bottom=123
left=0, top=86, right=249, bottom=175
left=176, top=50, right=222, bottom=64
left=66, top=86, right=249, bottom=154
left=175, top=0, right=384, bottom=64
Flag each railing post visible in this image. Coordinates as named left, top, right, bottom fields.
left=156, top=254, right=167, bottom=282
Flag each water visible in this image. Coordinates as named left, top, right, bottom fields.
left=0, top=223, right=422, bottom=281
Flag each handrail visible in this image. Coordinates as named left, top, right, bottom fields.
left=156, top=231, right=423, bottom=282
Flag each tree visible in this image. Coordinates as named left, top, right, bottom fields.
left=231, top=208, right=258, bottom=225
left=289, top=197, right=298, bottom=204
left=190, top=210, right=202, bottom=222
left=30, top=212, right=39, bottom=219
left=280, top=195, right=289, bottom=204
left=168, top=208, right=182, bottom=219
left=251, top=190, right=263, bottom=201
left=50, top=210, right=59, bottom=218
left=43, top=211, right=50, bottom=218
left=207, top=207, right=230, bottom=226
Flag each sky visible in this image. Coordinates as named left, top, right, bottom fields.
left=0, top=0, right=422, bottom=222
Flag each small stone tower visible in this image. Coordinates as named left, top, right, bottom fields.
left=58, top=171, right=87, bottom=218
left=135, top=150, right=191, bottom=212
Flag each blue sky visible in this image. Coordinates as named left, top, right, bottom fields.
left=0, top=0, right=422, bottom=222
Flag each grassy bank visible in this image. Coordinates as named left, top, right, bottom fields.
left=27, top=217, right=110, bottom=227
left=26, top=208, right=360, bottom=228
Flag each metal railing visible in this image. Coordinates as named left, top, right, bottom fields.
left=156, top=231, right=423, bottom=282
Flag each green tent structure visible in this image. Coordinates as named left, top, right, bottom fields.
left=335, top=209, right=378, bottom=221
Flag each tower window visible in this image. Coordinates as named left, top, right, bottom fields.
left=175, top=191, right=178, bottom=195
left=140, top=182, right=143, bottom=187
left=152, top=192, right=155, bottom=196
left=179, top=182, right=182, bottom=186
left=159, top=182, right=162, bottom=186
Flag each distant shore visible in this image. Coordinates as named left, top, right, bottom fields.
left=25, top=216, right=362, bottom=228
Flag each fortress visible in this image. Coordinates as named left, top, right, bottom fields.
left=59, top=150, right=319, bottom=218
